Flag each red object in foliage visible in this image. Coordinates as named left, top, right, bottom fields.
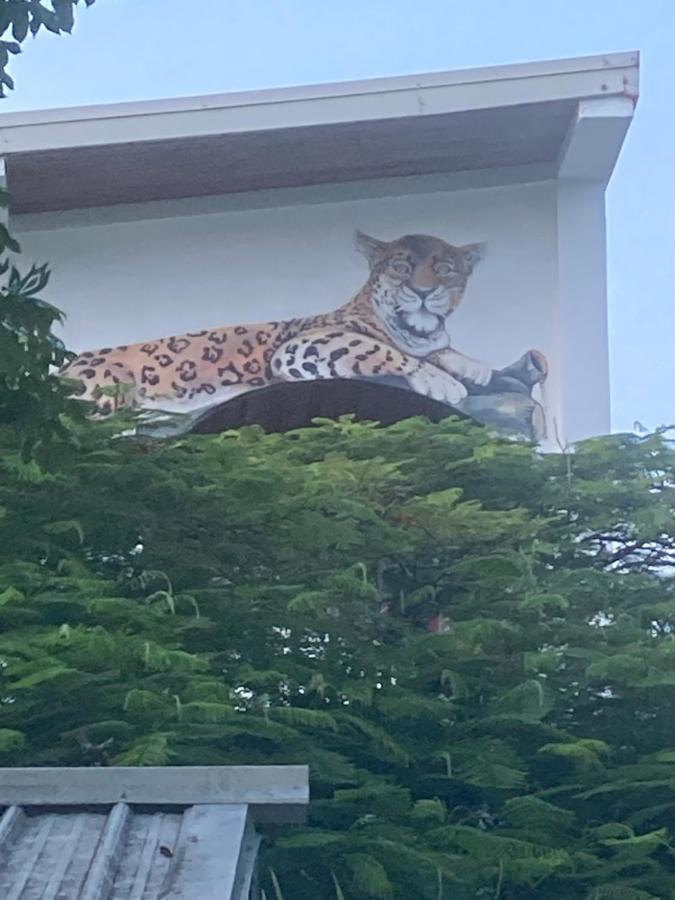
left=426, top=613, right=447, bottom=633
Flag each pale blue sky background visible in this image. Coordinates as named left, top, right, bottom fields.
left=1, top=0, right=673, bottom=432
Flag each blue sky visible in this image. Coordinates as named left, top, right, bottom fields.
left=2, top=0, right=673, bottom=432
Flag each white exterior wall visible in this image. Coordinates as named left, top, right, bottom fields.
left=15, top=176, right=607, bottom=445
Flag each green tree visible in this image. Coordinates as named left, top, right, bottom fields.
left=0, top=0, right=94, bottom=456
left=0, top=414, right=674, bottom=899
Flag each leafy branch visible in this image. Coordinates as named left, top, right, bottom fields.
left=0, top=2, right=96, bottom=456
left=0, top=0, right=96, bottom=96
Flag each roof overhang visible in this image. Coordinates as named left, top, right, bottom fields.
left=0, top=52, right=638, bottom=215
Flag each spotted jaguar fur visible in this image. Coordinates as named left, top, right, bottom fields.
left=61, top=231, right=492, bottom=415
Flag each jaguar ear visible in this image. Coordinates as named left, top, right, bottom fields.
left=461, top=242, right=486, bottom=273
left=355, top=230, right=388, bottom=265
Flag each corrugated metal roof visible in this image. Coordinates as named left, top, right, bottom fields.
left=0, top=766, right=308, bottom=900
left=0, top=803, right=254, bottom=900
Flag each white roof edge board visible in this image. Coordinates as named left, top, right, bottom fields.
left=0, top=765, right=310, bottom=810
left=0, top=51, right=639, bottom=155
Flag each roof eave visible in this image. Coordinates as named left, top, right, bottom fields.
left=0, top=51, right=639, bottom=156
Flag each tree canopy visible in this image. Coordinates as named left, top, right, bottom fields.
left=0, top=414, right=674, bottom=899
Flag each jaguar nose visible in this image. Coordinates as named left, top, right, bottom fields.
left=411, top=286, right=433, bottom=300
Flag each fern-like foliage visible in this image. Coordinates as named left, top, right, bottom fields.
left=2, top=417, right=675, bottom=896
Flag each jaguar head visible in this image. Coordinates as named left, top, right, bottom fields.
left=356, top=231, right=485, bottom=356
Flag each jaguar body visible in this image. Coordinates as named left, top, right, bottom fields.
left=61, top=231, right=506, bottom=416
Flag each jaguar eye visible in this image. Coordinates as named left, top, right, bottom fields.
left=435, top=262, right=454, bottom=276
left=391, top=260, right=412, bottom=276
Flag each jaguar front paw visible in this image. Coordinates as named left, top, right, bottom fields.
left=408, top=368, right=468, bottom=406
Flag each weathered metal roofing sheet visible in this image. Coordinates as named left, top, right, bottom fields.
left=0, top=803, right=253, bottom=899
left=0, top=766, right=307, bottom=899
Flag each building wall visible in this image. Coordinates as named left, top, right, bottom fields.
left=15, top=178, right=582, bottom=443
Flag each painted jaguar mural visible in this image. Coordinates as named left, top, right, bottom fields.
left=61, top=231, right=548, bottom=440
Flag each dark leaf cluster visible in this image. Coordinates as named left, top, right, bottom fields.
left=0, top=0, right=95, bottom=95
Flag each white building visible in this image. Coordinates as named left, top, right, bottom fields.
left=0, top=52, right=638, bottom=445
